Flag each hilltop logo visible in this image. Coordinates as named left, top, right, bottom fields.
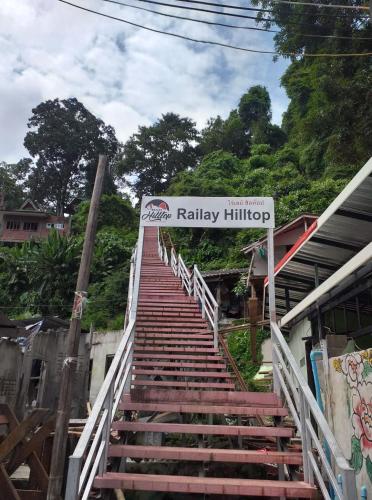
left=142, top=198, right=172, bottom=222
left=145, top=199, right=170, bottom=211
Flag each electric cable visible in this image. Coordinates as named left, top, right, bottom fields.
left=105, top=0, right=368, bottom=26
left=98, top=0, right=372, bottom=40
left=57, top=0, right=372, bottom=56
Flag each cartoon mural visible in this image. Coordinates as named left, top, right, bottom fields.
left=332, top=349, right=372, bottom=490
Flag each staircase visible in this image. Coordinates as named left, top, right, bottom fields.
left=66, top=226, right=356, bottom=500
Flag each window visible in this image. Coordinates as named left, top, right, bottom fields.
left=47, top=222, right=64, bottom=230
left=23, top=222, right=38, bottom=231
left=27, top=359, right=47, bottom=407
left=6, top=220, right=20, bottom=230
left=105, top=355, right=114, bottom=376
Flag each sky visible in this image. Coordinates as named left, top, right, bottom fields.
left=0, top=0, right=289, bottom=163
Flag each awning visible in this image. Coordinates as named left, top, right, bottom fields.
left=265, top=157, right=372, bottom=322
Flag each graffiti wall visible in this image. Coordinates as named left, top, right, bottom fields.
left=329, top=349, right=372, bottom=492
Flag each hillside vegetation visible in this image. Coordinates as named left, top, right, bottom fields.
left=1, top=7, right=371, bottom=327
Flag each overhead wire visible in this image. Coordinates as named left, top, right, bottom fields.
left=98, top=0, right=372, bottom=40
left=57, top=0, right=372, bottom=56
left=102, top=0, right=368, bottom=26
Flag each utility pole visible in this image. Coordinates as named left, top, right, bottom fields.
left=47, top=155, right=107, bottom=500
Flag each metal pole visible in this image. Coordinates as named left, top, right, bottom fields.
left=47, top=155, right=107, bottom=500
left=267, top=227, right=279, bottom=396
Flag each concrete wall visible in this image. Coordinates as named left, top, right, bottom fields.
left=17, top=328, right=90, bottom=418
left=0, top=339, right=23, bottom=408
left=89, top=330, right=122, bottom=404
left=287, top=318, right=311, bottom=380
left=328, top=349, right=372, bottom=493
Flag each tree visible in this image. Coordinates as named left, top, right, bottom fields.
left=118, top=113, right=200, bottom=199
left=23, top=98, right=120, bottom=215
left=199, top=111, right=249, bottom=158
left=0, top=162, right=24, bottom=209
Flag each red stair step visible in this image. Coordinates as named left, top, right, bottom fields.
left=133, top=369, right=232, bottom=378
left=108, top=445, right=303, bottom=465
left=133, top=361, right=226, bottom=369
left=94, top=473, right=317, bottom=498
left=132, top=380, right=234, bottom=389
left=119, top=399, right=288, bottom=417
left=112, top=421, right=294, bottom=438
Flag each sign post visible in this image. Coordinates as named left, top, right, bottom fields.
left=139, top=196, right=278, bottom=393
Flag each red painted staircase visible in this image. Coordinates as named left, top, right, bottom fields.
left=93, top=227, right=318, bottom=498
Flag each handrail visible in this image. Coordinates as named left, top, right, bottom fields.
left=193, top=265, right=218, bottom=348
left=65, top=319, right=135, bottom=499
left=178, top=254, right=192, bottom=295
left=271, top=321, right=357, bottom=500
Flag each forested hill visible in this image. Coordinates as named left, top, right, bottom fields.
left=1, top=4, right=371, bottom=328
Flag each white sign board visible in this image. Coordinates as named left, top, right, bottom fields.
left=140, top=196, right=275, bottom=228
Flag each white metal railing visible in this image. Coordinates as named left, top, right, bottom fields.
left=158, top=234, right=218, bottom=349
left=178, top=254, right=193, bottom=295
left=193, top=265, right=218, bottom=349
left=65, top=319, right=135, bottom=500
left=271, top=321, right=357, bottom=500
left=170, top=246, right=178, bottom=276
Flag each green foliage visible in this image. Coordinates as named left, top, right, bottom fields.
left=118, top=113, right=200, bottom=199
left=22, top=97, right=120, bottom=214
left=350, top=436, right=363, bottom=474
left=0, top=162, right=24, bottom=209
left=72, top=194, right=137, bottom=235
left=227, top=328, right=270, bottom=388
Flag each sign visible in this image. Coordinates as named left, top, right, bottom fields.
left=140, top=196, right=275, bottom=228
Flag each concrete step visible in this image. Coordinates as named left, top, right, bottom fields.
left=94, top=473, right=317, bottom=498
left=112, top=421, right=294, bottom=438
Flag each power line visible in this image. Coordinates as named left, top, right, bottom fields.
left=57, top=0, right=372, bottom=56
left=98, top=0, right=372, bottom=40
left=109, top=0, right=363, bottom=25
left=98, top=0, right=277, bottom=31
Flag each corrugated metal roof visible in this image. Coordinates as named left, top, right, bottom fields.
left=265, top=157, right=372, bottom=322
left=201, top=268, right=249, bottom=278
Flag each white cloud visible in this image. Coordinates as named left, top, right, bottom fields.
left=0, top=0, right=289, bottom=163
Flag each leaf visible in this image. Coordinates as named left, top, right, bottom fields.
left=366, top=456, right=372, bottom=484
left=362, top=362, right=372, bottom=380
left=350, top=436, right=363, bottom=474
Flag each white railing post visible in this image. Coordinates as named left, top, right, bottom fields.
left=201, top=286, right=206, bottom=319
left=299, top=392, right=313, bottom=484
left=213, top=307, right=218, bottom=349
left=99, top=384, right=114, bottom=476
left=193, top=266, right=197, bottom=299
left=267, top=227, right=280, bottom=396
left=129, top=226, right=144, bottom=322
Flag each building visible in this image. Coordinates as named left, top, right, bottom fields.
left=264, top=157, right=372, bottom=492
left=0, top=198, right=70, bottom=243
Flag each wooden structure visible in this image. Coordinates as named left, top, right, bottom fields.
left=0, top=404, right=54, bottom=500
